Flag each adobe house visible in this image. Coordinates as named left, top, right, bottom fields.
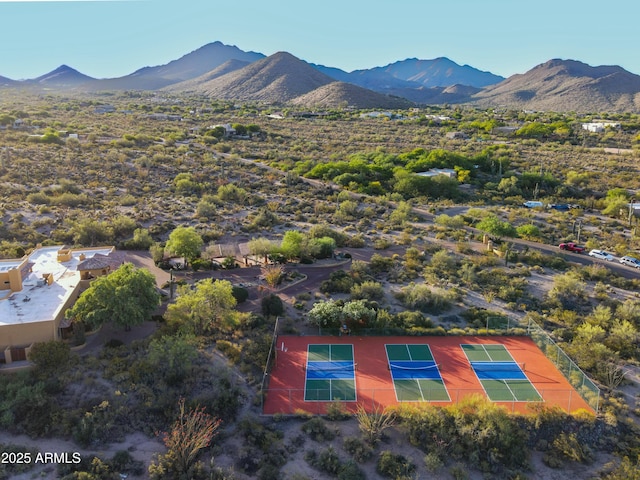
left=0, top=245, right=115, bottom=366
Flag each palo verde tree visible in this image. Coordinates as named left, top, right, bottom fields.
left=66, top=263, right=160, bottom=331
left=476, top=214, right=517, bottom=241
left=165, top=226, right=204, bottom=266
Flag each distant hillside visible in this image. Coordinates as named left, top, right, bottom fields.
left=32, top=65, right=94, bottom=87
left=374, top=57, right=504, bottom=88
left=380, top=84, right=482, bottom=104
left=0, top=75, right=16, bottom=87
left=183, top=52, right=336, bottom=103
left=471, top=59, right=640, bottom=112
left=312, top=57, right=501, bottom=104
left=86, top=41, right=264, bottom=91
left=133, top=41, right=264, bottom=81
left=290, top=82, right=414, bottom=109
left=164, top=59, right=252, bottom=92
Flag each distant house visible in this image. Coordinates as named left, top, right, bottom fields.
left=210, top=123, right=236, bottom=137
left=360, top=111, right=392, bottom=119
left=94, top=105, right=116, bottom=114
left=445, top=131, right=469, bottom=140
left=492, top=126, right=518, bottom=136
left=424, top=114, right=452, bottom=123
left=416, top=168, right=457, bottom=179
left=582, top=122, right=621, bottom=133
left=148, top=113, right=182, bottom=121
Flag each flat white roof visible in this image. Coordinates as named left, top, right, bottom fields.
left=0, top=246, right=113, bottom=326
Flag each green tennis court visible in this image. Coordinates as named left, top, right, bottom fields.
left=481, top=379, right=542, bottom=402
left=461, top=343, right=513, bottom=362
left=308, top=344, right=354, bottom=362
left=305, top=344, right=356, bottom=401
left=385, top=344, right=449, bottom=402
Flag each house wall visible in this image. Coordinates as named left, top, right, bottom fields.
left=79, top=267, right=110, bottom=280
left=0, top=268, right=23, bottom=292
left=0, top=257, right=27, bottom=292
left=0, top=320, right=56, bottom=346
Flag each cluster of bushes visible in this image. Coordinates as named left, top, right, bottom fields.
left=395, top=398, right=605, bottom=477
left=57, top=451, right=144, bottom=480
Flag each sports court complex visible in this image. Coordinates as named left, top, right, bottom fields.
left=262, top=335, right=596, bottom=415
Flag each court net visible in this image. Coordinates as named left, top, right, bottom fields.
left=471, top=362, right=524, bottom=372
left=389, top=362, right=439, bottom=371
left=307, top=363, right=357, bottom=371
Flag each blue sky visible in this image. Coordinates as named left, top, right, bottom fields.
left=0, top=0, right=638, bottom=80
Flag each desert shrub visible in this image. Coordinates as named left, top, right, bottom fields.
left=356, top=406, right=395, bottom=446
left=337, top=461, right=365, bottom=480
left=396, top=283, right=454, bottom=314
left=398, top=397, right=529, bottom=474
left=551, top=432, right=594, bottom=464
left=0, top=444, right=39, bottom=477
left=216, top=340, right=241, bottom=363
left=326, top=401, right=351, bottom=421
left=305, top=447, right=364, bottom=479
left=28, top=340, right=72, bottom=378
left=343, top=437, right=374, bottom=463
left=231, top=286, right=249, bottom=303
left=424, top=451, right=444, bottom=472
left=301, top=417, right=335, bottom=442
left=376, top=451, right=416, bottom=478
left=321, top=269, right=355, bottom=294
left=261, top=294, right=284, bottom=317
left=350, top=281, right=384, bottom=301
left=305, top=446, right=341, bottom=475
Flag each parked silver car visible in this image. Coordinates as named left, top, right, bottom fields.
left=620, top=255, right=640, bottom=268
left=588, top=249, right=615, bottom=261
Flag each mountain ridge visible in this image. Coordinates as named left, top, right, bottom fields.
left=2, top=43, right=640, bottom=112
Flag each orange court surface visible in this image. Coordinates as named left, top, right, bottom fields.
left=262, top=335, right=594, bottom=415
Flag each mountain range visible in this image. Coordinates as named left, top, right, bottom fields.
left=3, top=41, right=640, bottom=112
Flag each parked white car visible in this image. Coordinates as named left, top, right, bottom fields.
left=588, top=249, right=615, bottom=261
left=620, top=255, right=640, bottom=268
left=523, top=201, right=544, bottom=208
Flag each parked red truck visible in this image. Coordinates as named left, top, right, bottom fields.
left=559, top=242, right=586, bottom=253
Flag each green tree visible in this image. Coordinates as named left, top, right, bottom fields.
left=165, top=226, right=203, bottom=265
left=280, top=230, right=306, bottom=260
left=248, top=237, right=278, bottom=264
left=476, top=214, right=516, bottom=241
left=66, top=263, right=159, bottom=331
left=516, top=224, right=541, bottom=240
left=165, top=279, right=237, bottom=335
